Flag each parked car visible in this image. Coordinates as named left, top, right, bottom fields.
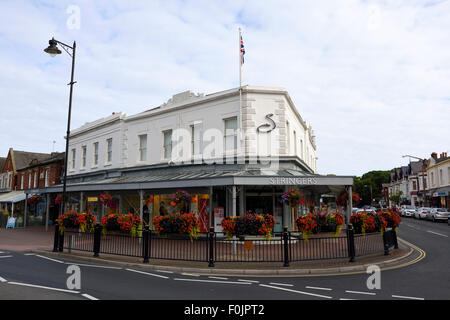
left=400, top=205, right=416, bottom=218
left=356, top=208, right=377, bottom=215
left=414, top=207, right=431, bottom=219
left=427, top=208, right=449, bottom=222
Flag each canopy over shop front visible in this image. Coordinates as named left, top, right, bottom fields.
left=29, top=168, right=354, bottom=231
left=0, top=191, right=26, bottom=204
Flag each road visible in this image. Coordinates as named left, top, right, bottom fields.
left=0, top=217, right=448, bottom=302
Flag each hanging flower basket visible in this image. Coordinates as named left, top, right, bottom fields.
left=101, top=213, right=121, bottom=234
left=153, top=213, right=200, bottom=242
left=100, top=193, right=116, bottom=209
left=280, top=188, right=305, bottom=208
left=336, top=191, right=360, bottom=209
left=77, top=212, right=97, bottom=233
left=28, top=195, right=43, bottom=205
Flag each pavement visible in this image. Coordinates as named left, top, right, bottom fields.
left=0, top=225, right=422, bottom=277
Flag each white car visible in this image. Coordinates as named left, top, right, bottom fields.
left=427, top=208, right=449, bottom=222
left=415, top=207, right=431, bottom=219
left=401, top=205, right=416, bottom=217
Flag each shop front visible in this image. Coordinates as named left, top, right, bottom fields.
left=34, top=167, right=354, bottom=232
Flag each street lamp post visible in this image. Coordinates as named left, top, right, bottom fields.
left=364, top=184, right=373, bottom=206
left=44, top=37, right=76, bottom=217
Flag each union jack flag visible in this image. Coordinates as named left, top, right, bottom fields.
left=240, top=35, right=245, bottom=65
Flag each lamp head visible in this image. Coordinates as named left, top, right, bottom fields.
left=44, top=38, right=61, bottom=57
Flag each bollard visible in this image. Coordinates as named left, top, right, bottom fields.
left=383, top=230, right=390, bottom=256
left=347, top=224, right=355, bottom=262
left=93, top=223, right=102, bottom=257
left=142, top=225, right=150, bottom=263
left=53, top=224, right=60, bottom=252
left=393, top=228, right=399, bottom=249
left=58, top=228, right=64, bottom=252
left=208, top=227, right=215, bottom=267
left=283, top=227, right=290, bottom=267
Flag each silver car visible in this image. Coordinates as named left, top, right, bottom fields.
left=427, top=208, right=449, bottom=222
left=401, top=205, right=416, bottom=217
left=415, top=207, right=431, bottom=219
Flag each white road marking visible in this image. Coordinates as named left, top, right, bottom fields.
left=24, top=253, right=36, bottom=256
left=64, top=262, right=122, bottom=270
left=269, top=282, right=294, bottom=287
left=345, top=290, right=376, bottom=296
left=0, top=276, right=7, bottom=283
left=181, top=273, right=200, bottom=277
left=7, top=282, right=79, bottom=294
left=125, top=268, right=169, bottom=279
left=426, top=231, right=448, bottom=238
left=306, top=286, right=332, bottom=291
left=82, top=293, right=99, bottom=300
left=208, top=276, right=228, bottom=280
left=35, top=255, right=64, bottom=264
left=392, top=294, right=424, bottom=300
left=340, top=298, right=357, bottom=300
left=156, top=270, right=174, bottom=274
left=238, top=279, right=259, bottom=283
left=174, top=278, right=253, bottom=285
left=0, top=255, right=13, bottom=259
left=259, top=284, right=332, bottom=299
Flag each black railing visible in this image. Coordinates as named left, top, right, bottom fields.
left=57, top=223, right=398, bottom=267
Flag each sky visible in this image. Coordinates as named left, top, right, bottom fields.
left=0, top=0, right=449, bottom=176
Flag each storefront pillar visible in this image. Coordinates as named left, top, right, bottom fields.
left=232, top=186, right=237, bottom=217
left=239, top=186, right=245, bottom=216
left=282, top=186, right=291, bottom=231
left=347, top=185, right=353, bottom=224
left=139, top=190, right=144, bottom=222
left=80, top=192, right=84, bottom=212
left=24, top=194, right=28, bottom=228
left=209, top=186, right=213, bottom=228
left=45, top=194, right=50, bottom=232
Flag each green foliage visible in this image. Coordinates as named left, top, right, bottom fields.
left=353, top=170, right=390, bottom=206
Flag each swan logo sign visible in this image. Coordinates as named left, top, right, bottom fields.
left=257, top=114, right=276, bottom=133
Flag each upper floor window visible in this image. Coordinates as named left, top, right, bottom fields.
left=28, top=173, right=31, bottom=189
left=286, top=121, right=290, bottom=155
left=71, top=149, right=76, bottom=170
left=191, top=124, right=202, bottom=156
left=412, top=181, right=417, bottom=191
left=163, top=130, right=172, bottom=160
left=45, top=169, right=50, bottom=187
left=439, top=169, right=443, bottom=185
left=106, top=138, right=113, bottom=163
left=81, top=146, right=87, bottom=168
left=431, top=172, right=434, bottom=186
left=293, top=131, right=297, bottom=156
left=20, top=174, right=24, bottom=189
left=139, top=134, right=148, bottom=162
left=33, top=171, right=37, bottom=188
left=224, top=117, right=237, bottom=152
left=93, top=142, right=99, bottom=166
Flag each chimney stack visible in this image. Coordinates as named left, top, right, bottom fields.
left=431, top=152, right=438, bottom=160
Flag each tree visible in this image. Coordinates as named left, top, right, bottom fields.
left=353, top=170, right=390, bottom=206
left=389, top=190, right=403, bottom=206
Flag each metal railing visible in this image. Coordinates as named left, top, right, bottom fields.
left=54, top=223, right=399, bottom=267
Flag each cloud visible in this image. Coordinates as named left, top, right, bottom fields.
left=0, top=0, right=449, bottom=176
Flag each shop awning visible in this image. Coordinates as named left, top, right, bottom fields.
left=29, top=169, right=354, bottom=195
left=0, top=191, right=27, bottom=203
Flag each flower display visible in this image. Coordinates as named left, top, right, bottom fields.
left=101, top=213, right=121, bottom=232
left=295, top=213, right=318, bottom=241
left=77, top=212, right=96, bottom=233
left=100, top=193, right=115, bottom=208
left=54, top=196, right=63, bottom=205
left=153, top=213, right=200, bottom=241
left=171, top=190, right=191, bottom=204
left=377, top=209, right=401, bottom=230
left=350, top=211, right=385, bottom=234
left=118, top=213, right=143, bottom=237
left=221, top=213, right=275, bottom=241
left=28, top=195, right=42, bottom=205
left=326, top=211, right=345, bottom=237
left=57, top=210, right=80, bottom=233
left=280, top=188, right=305, bottom=208
left=336, top=191, right=360, bottom=209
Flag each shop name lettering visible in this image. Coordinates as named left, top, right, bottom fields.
left=269, top=177, right=319, bottom=185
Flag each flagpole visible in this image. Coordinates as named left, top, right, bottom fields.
left=239, top=27, right=243, bottom=158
